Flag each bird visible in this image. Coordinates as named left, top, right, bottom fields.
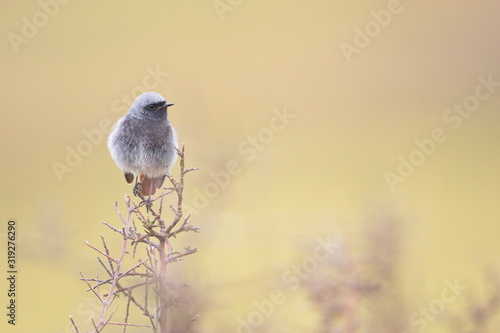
left=108, top=91, right=178, bottom=196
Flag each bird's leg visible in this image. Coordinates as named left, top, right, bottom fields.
left=143, top=177, right=155, bottom=210
left=145, top=196, right=153, bottom=212
left=133, top=176, right=142, bottom=197
left=132, top=176, right=153, bottom=210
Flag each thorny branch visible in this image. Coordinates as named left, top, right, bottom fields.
left=71, top=145, right=200, bottom=333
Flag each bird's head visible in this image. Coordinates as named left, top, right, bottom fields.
left=130, top=92, right=174, bottom=118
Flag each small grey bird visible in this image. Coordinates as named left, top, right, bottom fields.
left=108, top=91, right=178, bottom=196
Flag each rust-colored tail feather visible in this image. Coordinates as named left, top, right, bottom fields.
left=138, top=175, right=166, bottom=196
left=138, top=175, right=155, bottom=196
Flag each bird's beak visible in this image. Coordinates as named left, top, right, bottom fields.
left=156, top=102, right=174, bottom=110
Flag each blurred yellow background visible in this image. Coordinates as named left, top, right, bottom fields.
left=1, top=1, right=499, bottom=332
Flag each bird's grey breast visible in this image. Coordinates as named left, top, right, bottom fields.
left=110, top=114, right=177, bottom=176
left=137, top=116, right=177, bottom=175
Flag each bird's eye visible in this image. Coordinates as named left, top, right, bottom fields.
left=146, top=104, right=156, bottom=110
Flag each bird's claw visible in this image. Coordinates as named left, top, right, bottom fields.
left=133, top=182, right=142, bottom=197
left=144, top=197, right=153, bottom=212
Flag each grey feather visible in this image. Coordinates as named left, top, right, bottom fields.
left=108, top=92, right=178, bottom=188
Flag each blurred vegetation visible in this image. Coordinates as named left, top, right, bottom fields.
left=0, top=1, right=499, bottom=333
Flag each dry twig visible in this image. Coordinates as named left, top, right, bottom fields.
left=71, top=145, right=200, bottom=333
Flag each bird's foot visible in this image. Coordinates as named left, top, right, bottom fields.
left=133, top=182, right=142, bottom=198
left=133, top=182, right=153, bottom=211
left=144, top=197, right=153, bottom=212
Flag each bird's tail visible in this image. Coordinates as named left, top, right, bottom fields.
left=138, top=175, right=166, bottom=196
